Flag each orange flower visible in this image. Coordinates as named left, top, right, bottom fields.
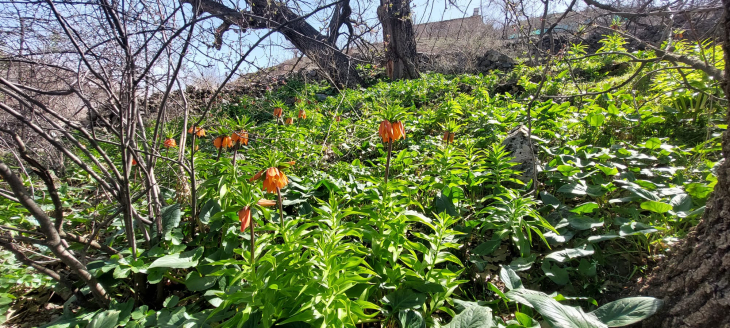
left=449, top=133, right=455, bottom=143
left=257, top=199, right=277, bottom=207
left=232, top=131, right=249, bottom=146
left=132, top=158, right=138, bottom=166
left=391, top=121, right=405, bottom=140
left=285, top=118, right=294, bottom=125
left=334, top=116, right=341, bottom=122
left=443, top=131, right=449, bottom=142
left=188, top=126, right=206, bottom=137
left=214, top=136, right=233, bottom=149
left=378, top=120, right=393, bottom=143
left=163, top=139, right=177, bottom=148
left=298, top=110, right=306, bottom=119
left=238, top=206, right=251, bottom=232
left=249, top=169, right=265, bottom=182
left=262, top=167, right=288, bottom=194
left=273, top=107, right=283, bottom=118
left=287, top=161, right=295, bottom=166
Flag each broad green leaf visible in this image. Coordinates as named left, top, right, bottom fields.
left=540, top=191, right=562, bottom=208
left=644, top=138, right=661, bottom=150
left=591, top=297, right=662, bottom=327
left=577, top=259, right=597, bottom=277
left=670, top=194, right=692, bottom=212
left=571, top=202, right=599, bottom=214
left=686, top=183, right=713, bottom=200
left=161, top=204, right=181, bottom=236
left=505, top=289, right=607, bottom=328
left=163, top=295, right=179, bottom=308
left=568, top=216, right=604, bottom=230
left=444, top=306, right=494, bottom=328
left=622, top=186, right=660, bottom=201
left=148, top=247, right=202, bottom=269
left=541, top=261, right=569, bottom=285
left=508, top=254, right=537, bottom=272
left=586, top=113, right=605, bottom=127
left=640, top=201, right=673, bottom=214
left=382, top=289, right=426, bottom=312
left=185, top=271, right=218, bottom=291
left=619, top=222, right=657, bottom=236
left=472, top=240, right=501, bottom=256
left=398, top=310, right=426, bottom=328
left=596, top=165, right=619, bottom=176
left=199, top=199, right=221, bottom=224
left=88, top=310, right=120, bottom=328
left=544, top=244, right=594, bottom=262
left=499, top=266, right=523, bottom=290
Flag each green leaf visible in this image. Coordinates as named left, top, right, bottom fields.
left=591, top=297, right=662, bottom=327
left=586, top=113, right=605, bottom=127
left=505, top=289, right=607, bottom=328
left=622, top=186, right=660, bottom=201
left=670, top=194, right=692, bottom=212
left=541, top=261, right=569, bottom=285
left=398, top=310, right=426, bottom=328
left=472, top=239, right=501, bottom=256
left=382, top=289, right=426, bottom=312
left=163, top=295, right=179, bottom=308
left=444, top=306, right=494, bottom=328
left=640, top=201, right=673, bottom=214
left=686, top=183, right=713, bottom=200
left=596, top=165, right=619, bottom=176
left=540, top=191, right=562, bottom=208
left=199, top=199, right=221, bottom=224
left=88, top=310, right=120, bottom=328
left=149, top=247, right=202, bottom=269
left=161, top=204, right=181, bottom=236
left=499, top=266, right=523, bottom=290
left=644, top=138, right=661, bottom=150
left=577, top=259, right=597, bottom=277
left=434, top=189, right=458, bottom=216
left=568, top=216, right=604, bottom=230
left=185, top=271, right=218, bottom=291
left=571, top=202, right=599, bottom=214
left=544, top=244, right=594, bottom=262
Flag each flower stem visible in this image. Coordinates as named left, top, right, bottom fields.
left=276, top=187, right=285, bottom=241
left=249, top=220, right=256, bottom=274
left=384, top=140, right=393, bottom=183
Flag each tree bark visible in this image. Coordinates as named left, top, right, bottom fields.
left=637, top=2, right=730, bottom=327
left=377, top=0, right=420, bottom=80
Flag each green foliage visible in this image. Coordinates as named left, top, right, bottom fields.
left=1, top=34, right=725, bottom=327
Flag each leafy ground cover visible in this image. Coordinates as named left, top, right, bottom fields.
left=0, top=35, right=725, bottom=327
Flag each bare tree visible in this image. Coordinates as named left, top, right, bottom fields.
left=378, top=0, right=420, bottom=80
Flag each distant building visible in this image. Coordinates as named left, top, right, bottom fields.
left=414, top=8, right=487, bottom=41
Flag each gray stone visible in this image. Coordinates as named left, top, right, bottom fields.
left=501, top=125, right=536, bottom=183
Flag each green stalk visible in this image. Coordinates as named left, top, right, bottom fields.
left=384, top=140, right=393, bottom=183
left=276, top=187, right=286, bottom=242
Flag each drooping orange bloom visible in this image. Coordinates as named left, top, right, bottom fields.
left=262, top=167, right=289, bottom=194
left=188, top=126, right=206, bottom=137
left=287, top=161, right=295, bottom=166
left=378, top=120, right=393, bottom=143
left=334, top=116, right=341, bottom=122
left=231, top=131, right=249, bottom=146
left=391, top=121, right=405, bottom=140
left=449, top=133, right=455, bottom=143
left=163, top=139, right=177, bottom=148
left=132, top=158, right=138, bottom=166
left=273, top=107, right=283, bottom=117
left=298, top=110, right=306, bottom=119
left=214, top=136, right=233, bottom=149
left=257, top=199, right=277, bottom=207
left=443, top=131, right=449, bottom=142
left=250, top=169, right=265, bottom=183
left=285, top=118, right=294, bottom=125
left=238, top=206, right=251, bottom=232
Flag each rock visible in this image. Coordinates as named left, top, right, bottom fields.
left=476, top=50, right=515, bottom=72
left=501, top=125, right=536, bottom=183
left=315, top=93, right=328, bottom=102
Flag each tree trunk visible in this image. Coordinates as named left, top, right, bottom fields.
left=637, top=2, right=730, bottom=327
left=189, top=0, right=362, bottom=88
left=377, top=0, right=420, bottom=80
